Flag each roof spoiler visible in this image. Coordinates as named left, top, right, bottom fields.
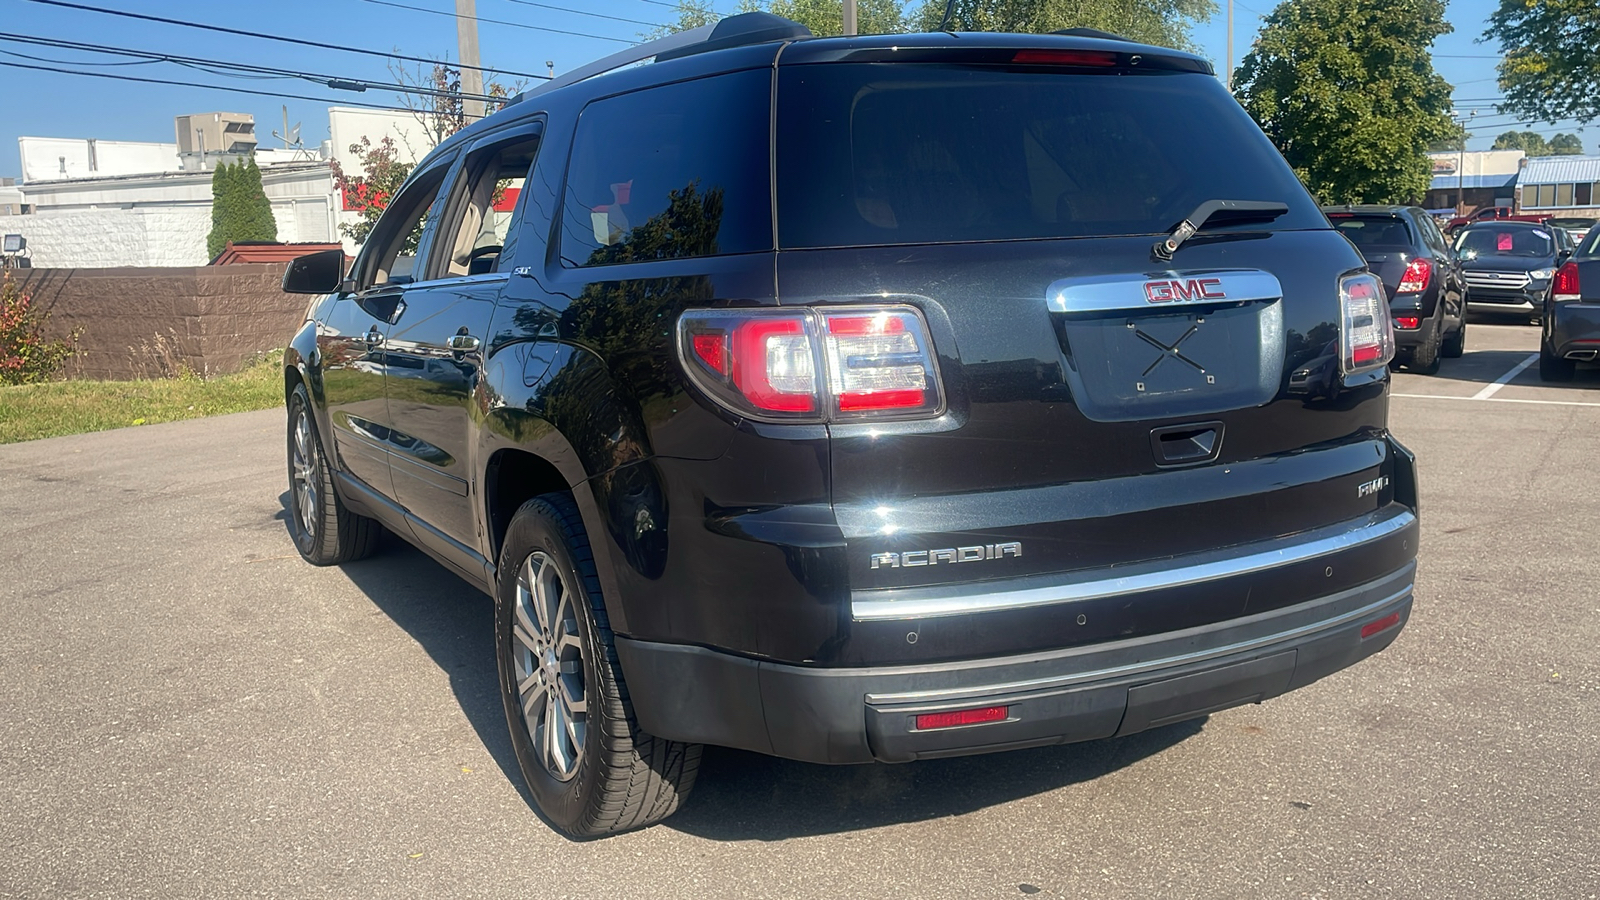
left=506, top=12, right=810, bottom=107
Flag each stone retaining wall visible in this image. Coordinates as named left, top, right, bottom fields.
left=13, top=264, right=303, bottom=380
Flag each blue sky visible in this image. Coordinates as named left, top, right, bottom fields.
left=1, top=0, right=1587, bottom=179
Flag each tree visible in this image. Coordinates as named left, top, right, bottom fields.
left=206, top=159, right=277, bottom=259
left=909, top=0, right=1216, bottom=51
left=742, top=0, right=907, bottom=35
left=1427, top=119, right=1468, bottom=152
left=1492, top=130, right=1549, bottom=155
left=1232, top=0, right=1456, bottom=205
left=1485, top=0, right=1600, bottom=126
left=388, top=61, right=524, bottom=151
left=330, top=136, right=414, bottom=248
left=1549, top=132, right=1584, bottom=155
left=647, top=0, right=721, bottom=38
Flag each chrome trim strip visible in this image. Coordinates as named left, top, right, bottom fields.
left=1046, top=268, right=1283, bottom=313
left=865, top=583, right=1413, bottom=706
left=852, top=509, right=1416, bottom=621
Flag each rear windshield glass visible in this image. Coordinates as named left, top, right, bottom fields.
left=1455, top=227, right=1553, bottom=258
left=1329, top=216, right=1413, bottom=250
left=1578, top=227, right=1600, bottom=258
left=775, top=64, right=1325, bottom=249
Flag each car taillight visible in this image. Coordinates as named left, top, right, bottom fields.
left=1340, top=272, right=1394, bottom=374
left=1554, top=261, right=1581, bottom=301
left=678, top=306, right=943, bottom=422
left=1011, top=49, right=1118, bottom=67
left=1394, top=316, right=1421, bottom=330
left=1396, top=257, right=1432, bottom=294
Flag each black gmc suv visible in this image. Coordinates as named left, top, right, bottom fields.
left=280, top=14, right=1420, bottom=837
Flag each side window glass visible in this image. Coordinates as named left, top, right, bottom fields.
left=354, top=162, right=451, bottom=293
left=558, top=69, right=772, bottom=268
left=430, top=130, right=542, bottom=279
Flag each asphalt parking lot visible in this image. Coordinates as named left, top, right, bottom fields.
left=2, top=319, right=1598, bottom=899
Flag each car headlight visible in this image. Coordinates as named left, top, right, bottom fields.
left=1530, top=268, right=1556, bottom=280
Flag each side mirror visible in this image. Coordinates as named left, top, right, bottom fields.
left=282, top=248, right=346, bottom=294
left=1559, top=248, right=1574, bottom=261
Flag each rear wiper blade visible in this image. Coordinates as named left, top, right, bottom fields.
left=1153, top=199, right=1291, bottom=261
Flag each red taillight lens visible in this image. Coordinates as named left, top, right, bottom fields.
left=1553, top=261, right=1581, bottom=301
left=679, top=306, right=943, bottom=422
left=1011, top=49, right=1118, bottom=67
left=1360, top=612, right=1402, bottom=639
left=1396, top=257, right=1432, bottom=294
left=1394, top=316, right=1421, bottom=330
left=914, top=706, right=1009, bottom=730
left=1340, top=272, right=1395, bottom=373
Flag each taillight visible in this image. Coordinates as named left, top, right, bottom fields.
left=1554, top=261, right=1581, bottom=301
left=678, top=306, right=943, bottom=422
left=1340, top=272, right=1394, bottom=374
left=1394, top=316, right=1420, bottom=330
left=1396, top=257, right=1432, bottom=294
left=1011, top=49, right=1118, bottom=67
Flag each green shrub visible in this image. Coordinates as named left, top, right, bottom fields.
left=0, top=271, right=77, bottom=385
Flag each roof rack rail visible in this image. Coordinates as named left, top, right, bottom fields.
left=507, top=12, right=810, bottom=107
left=1050, top=27, right=1135, bottom=42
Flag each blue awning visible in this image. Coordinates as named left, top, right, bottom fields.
left=1429, top=174, right=1518, bottom=190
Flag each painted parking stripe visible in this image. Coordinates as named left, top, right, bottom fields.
left=1393, top=393, right=1600, bottom=408
left=1471, top=352, right=1540, bottom=399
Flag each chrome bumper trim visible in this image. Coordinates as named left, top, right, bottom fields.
left=851, top=509, right=1415, bottom=621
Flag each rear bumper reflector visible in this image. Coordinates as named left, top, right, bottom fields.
left=1360, top=612, right=1402, bottom=639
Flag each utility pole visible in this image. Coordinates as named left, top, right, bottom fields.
left=1225, top=0, right=1233, bottom=91
left=457, top=0, right=486, bottom=122
left=1453, top=109, right=1476, bottom=215
left=843, top=0, right=857, bottom=35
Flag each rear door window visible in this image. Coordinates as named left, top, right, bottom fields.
left=1332, top=216, right=1414, bottom=251
left=775, top=64, right=1324, bottom=249
left=558, top=69, right=772, bottom=267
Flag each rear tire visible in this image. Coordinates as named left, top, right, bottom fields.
left=1407, top=319, right=1442, bottom=375
left=495, top=493, right=701, bottom=837
left=1539, top=346, right=1576, bottom=382
left=1440, top=315, right=1466, bottom=359
left=287, top=383, right=383, bottom=565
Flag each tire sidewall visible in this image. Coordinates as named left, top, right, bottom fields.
left=494, top=498, right=610, bottom=833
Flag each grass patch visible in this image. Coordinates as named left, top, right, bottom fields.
left=0, top=351, right=285, bottom=444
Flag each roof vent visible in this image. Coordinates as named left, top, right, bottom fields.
left=655, top=12, right=811, bottom=63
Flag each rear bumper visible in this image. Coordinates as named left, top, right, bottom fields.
left=616, top=558, right=1415, bottom=764
left=1548, top=303, right=1600, bottom=359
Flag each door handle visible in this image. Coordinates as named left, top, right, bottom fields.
left=363, top=327, right=384, bottom=347
left=447, top=333, right=481, bottom=352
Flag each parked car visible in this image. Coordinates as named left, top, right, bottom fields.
left=1455, top=221, right=1573, bottom=321
left=279, top=14, right=1420, bottom=837
left=1325, top=205, right=1466, bottom=374
left=1539, top=225, right=1600, bottom=380
left=1549, top=216, right=1597, bottom=246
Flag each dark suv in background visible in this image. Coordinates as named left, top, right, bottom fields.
left=279, top=14, right=1420, bottom=837
left=1456, top=220, right=1574, bottom=322
left=1325, top=205, right=1466, bottom=374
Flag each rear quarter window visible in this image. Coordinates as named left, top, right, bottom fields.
left=558, top=69, right=772, bottom=267
left=775, top=64, right=1325, bottom=249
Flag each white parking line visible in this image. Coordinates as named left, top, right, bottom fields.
left=1471, top=352, right=1540, bottom=399
left=1393, top=393, right=1600, bottom=408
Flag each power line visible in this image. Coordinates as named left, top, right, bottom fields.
left=0, top=59, right=415, bottom=112
left=364, top=0, right=635, bottom=44
left=498, top=0, right=666, bottom=29
left=20, top=0, right=549, bottom=80
left=0, top=32, right=507, bottom=102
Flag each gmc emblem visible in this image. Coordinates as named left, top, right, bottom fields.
left=1145, top=278, right=1226, bottom=303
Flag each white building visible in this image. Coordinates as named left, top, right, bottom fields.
left=8, top=108, right=433, bottom=267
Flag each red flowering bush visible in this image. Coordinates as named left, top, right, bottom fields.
left=1, top=271, right=77, bottom=385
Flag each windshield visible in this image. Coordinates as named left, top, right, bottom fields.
left=1330, top=216, right=1413, bottom=251
left=1455, top=227, right=1553, bottom=259
left=775, top=64, right=1324, bottom=248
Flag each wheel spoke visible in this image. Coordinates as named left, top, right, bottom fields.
left=511, top=623, right=540, bottom=656
left=521, top=681, right=547, bottom=719
left=535, top=559, right=561, bottom=634
left=544, top=693, right=562, bottom=772
left=558, top=674, right=586, bottom=715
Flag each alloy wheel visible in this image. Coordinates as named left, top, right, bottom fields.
left=290, top=408, right=318, bottom=540
left=512, top=551, right=587, bottom=781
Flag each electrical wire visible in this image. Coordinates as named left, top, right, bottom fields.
left=19, top=0, right=549, bottom=80
left=498, top=0, right=666, bottom=29
left=363, top=0, right=635, bottom=44
left=0, top=59, right=416, bottom=111
left=0, top=32, right=506, bottom=102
